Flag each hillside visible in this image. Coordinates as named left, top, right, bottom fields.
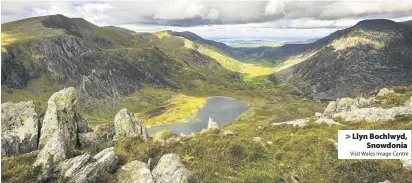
left=1, top=15, right=258, bottom=125
left=275, top=19, right=412, bottom=100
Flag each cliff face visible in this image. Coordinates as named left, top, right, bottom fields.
left=277, top=19, right=412, bottom=100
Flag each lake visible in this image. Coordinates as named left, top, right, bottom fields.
left=147, top=96, right=250, bottom=135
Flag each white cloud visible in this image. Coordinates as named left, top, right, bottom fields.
left=153, top=0, right=219, bottom=20
left=264, top=0, right=285, bottom=16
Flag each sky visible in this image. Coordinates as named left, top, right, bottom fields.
left=1, top=0, right=412, bottom=42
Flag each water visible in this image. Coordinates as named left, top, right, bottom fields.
left=147, top=96, right=250, bottom=135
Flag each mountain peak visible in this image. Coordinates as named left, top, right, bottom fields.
left=353, top=19, right=399, bottom=29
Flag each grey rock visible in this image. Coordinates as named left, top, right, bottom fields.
left=35, top=87, right=80, bottom=167
left=71, top=147, right=118, bottom=183
left=152, top=153, right=190, bottom=183
left=315, top=112, right=323, bottom=118
left=55, top=153, right=91, bottom=178
left=324, top=97, right=377, bottom=117
left=34, top=135, right=67, bottom=167
left=401, top=159, right=412, bottom=170
left=117, top=160, right=154, bottom=183
left=114, top=108, right=148, bottom=140
left=1, top=101, right=39, bottom=157
left=207, top=117, right=219, bottom=131
left=223, top=130, right=235, bottom=136
left=332, top=106, right=411, bottom=123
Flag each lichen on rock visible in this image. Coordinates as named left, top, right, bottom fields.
left=1, top=101, right=40, bottom=157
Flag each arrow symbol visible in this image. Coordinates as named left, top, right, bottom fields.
left=345, top=134, right=351, bottom=139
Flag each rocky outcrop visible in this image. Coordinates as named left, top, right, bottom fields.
left=35, top=87, right=91, bottom=167
left=207, top=117, right=219, bottom=130
left=322, top=91, right=412, bottom=122
left=152, top=153, right=190, bottom=183
left=323, top=97, right=376, bottom=117
left=332, top=106, right=411, bottom=122
left=1, top=101, right=40, bottom=157
left=56, top=147, right=118, bottom=183
left=114, top=108, right=148, bottom=140
left=38, top=87, right=78, bottom=148
left=117, top=160, right=154, bottom=183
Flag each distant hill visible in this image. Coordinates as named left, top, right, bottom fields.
left=276, top=19, right=412, bottom=100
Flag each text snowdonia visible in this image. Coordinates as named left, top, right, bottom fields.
left=352, top=133, right=409, bottom=148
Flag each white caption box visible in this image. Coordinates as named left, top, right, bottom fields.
left=338, top=130, right=412, bottom=159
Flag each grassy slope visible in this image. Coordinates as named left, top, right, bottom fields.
left=113, top=89, right=412, bottom=183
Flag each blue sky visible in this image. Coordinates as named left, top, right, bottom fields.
left=2, top=1, right=412, bottom=41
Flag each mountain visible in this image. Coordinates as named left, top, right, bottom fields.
left=275, top=19, right=412, bottom=100
left=1, top=14, right=243, bottom=117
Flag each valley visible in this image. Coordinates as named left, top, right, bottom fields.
left=1, top=13, right=412, bottom=183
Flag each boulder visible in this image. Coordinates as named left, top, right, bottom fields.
left=79, top=132, right=101, bottom=148
left=377, top=88, right=395, bottom=97
left=114, top=108, right=148, bottom=140
left=117, top=160, right=154, bottom=183
left=401, top=159, right=412, bottom=170
left=223, top=130, right=235, bottom=136
left=35, top=87, right=80, bottom=167
left=71, top=147, right=118, bottom=183
left=1, top=101, right=39, bottom=157
left=152, top=153, right=190, bottom=183
left=207, top=117, right=219, bottom=131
